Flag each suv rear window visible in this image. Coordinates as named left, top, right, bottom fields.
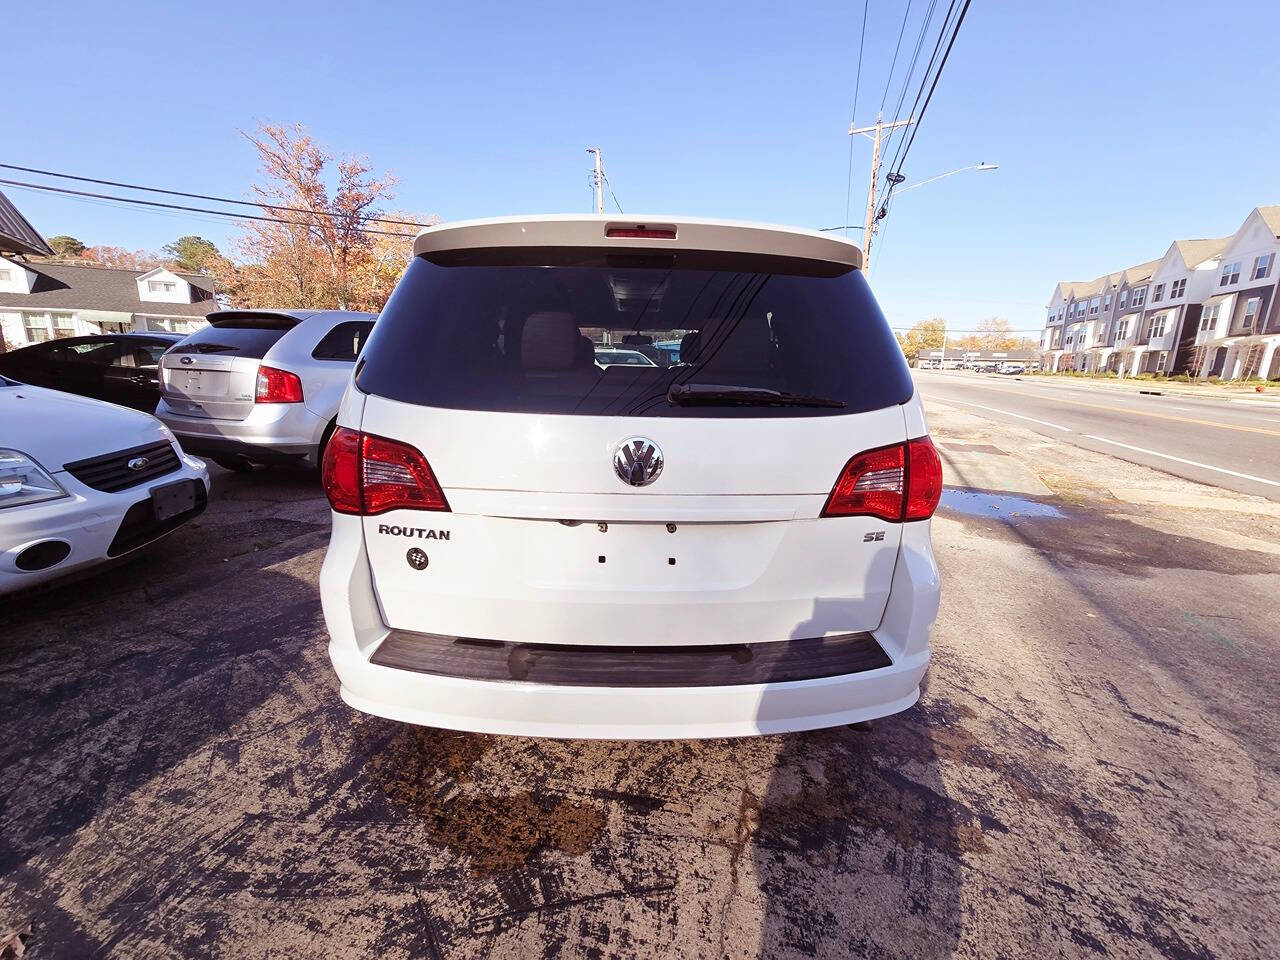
left=167, top=319, right=294, bottom=359
left=357, top=250, right=912, bottom=417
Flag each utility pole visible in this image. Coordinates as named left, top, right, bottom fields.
left=849, top=113, right=912, bottom=268
left=586, top=147, right=604, bottom=215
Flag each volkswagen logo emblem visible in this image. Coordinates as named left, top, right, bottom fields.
left=180, top=356, right=194, bottom=365
left=613, top=437, right=663, bottom=487
left=127, top=456, right=150, bottom=471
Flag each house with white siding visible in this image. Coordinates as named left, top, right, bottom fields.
left=0, top=257, right=220, bottom=350
left=1188, top=206, right=1280, bottom=382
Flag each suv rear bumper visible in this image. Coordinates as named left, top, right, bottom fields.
left=320, top=514, right=940, bottom=739
left=331, top=642, right=928, bottom=739
left=156, top=399, right=325, bottom=464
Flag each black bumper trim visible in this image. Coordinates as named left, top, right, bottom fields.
left=173, top=434, right=311, bottom=465
left=369, top=630, right=893, bottom=687
left=107, top=481, right=208, bottom=557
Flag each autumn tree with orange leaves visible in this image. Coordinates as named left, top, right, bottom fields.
left=227, top=124, right=433, bottom=312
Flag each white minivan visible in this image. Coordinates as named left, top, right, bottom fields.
left=319, top=215, right=941, bottom=739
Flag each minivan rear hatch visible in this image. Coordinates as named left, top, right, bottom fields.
left=160, top=311, right=300, bottom=420
left=353, top=233, right=917, bottom=645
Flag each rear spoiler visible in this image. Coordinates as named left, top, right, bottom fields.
left=207, top=310, right=305, bottom=330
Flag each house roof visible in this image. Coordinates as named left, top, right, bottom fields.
left=1120, top=259, right=1159, bottom=284
left=1172, top=237, right=1229, bottom=268
left=0, top=190, right=54, bottom=257
left=0, top=260, right=220, bottom=317
left=1257, top=205, right=1280, bottom=238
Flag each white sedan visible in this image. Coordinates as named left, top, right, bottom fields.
left=0, top=375, right=210, bottom=595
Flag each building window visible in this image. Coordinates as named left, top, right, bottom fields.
left=1103, top=294, right=1112, bottom=310
left=23, top=315, right=50, bottom=342
left=1149, top=314, right=1168, bottom=339
left=1200, top=303, right=1220, bottom=331
left=148, top=280, right=177, bottom=293
left=1220, top=261, right=1242, bottom=286
left=1156, top=351, right=1168, bottom=373
left=1089, top=297, right=1100, bottom=315
left=1119, top=290, right=1128, bottom=309
left=51, top=313, right=75, bottom=338
left=0, top=268, right=11, bottom=282
left=1152, top=283, right=1165, bottom=303
left=1254, top=253, right=1274, bottom=280
left=1242, top=297, right=1261, bottom=329
left=1132, top=288, right=1146, bottom=307
left=1118, top=319, right=1129, bottom=339
left=1171, top=279, right=1186, bottom=298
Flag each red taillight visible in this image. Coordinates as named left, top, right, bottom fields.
left=605, top=225, right=677, bottom=239
left=904, top=436, right=943, bottom=520
left=321, top=426, right=362, bottom=514
left=361, top=433, right=449, bottom=514
left=821, top=437, right=943, bottom=522
left=822, top=443, right=906, bottom=521
left=321, top=427, right=450, bottom=516
left=255, top=365, right=303, bottom=403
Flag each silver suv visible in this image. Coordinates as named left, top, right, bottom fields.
left=156, top=309, right=376, bottom=471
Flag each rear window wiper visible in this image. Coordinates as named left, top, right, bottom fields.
left=174, top=343, right=238, bottom=354
left=666, top=383, right=846, bottom=408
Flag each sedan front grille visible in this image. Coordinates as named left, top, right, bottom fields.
left=64, top=440, right=181, bottom=493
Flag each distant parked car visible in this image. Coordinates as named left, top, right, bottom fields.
left=0, top=333, right=183, bottom=412
left=0, top=376, right=209, bottom=595
left=594, top=347, right=658, bottom=368
left=998, top=363, right=1027, bottom=375
left=155, top=309, right=376, bottom=472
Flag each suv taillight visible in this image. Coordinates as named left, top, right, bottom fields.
left=255, top=365, right=303, bottom=403
left=321, top=427, right=450, bottom=516
left=821, top=436, right=942, bottom=521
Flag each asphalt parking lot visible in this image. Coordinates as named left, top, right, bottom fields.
left=2, top=403, right=1278, bottom=959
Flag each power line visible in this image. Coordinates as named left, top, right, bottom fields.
left=880, top=0, right=959, bottom=190
left=0, top=161, right=427, bottom=229
left=600, top=165, right=624, bottom=214
left=0, top=177, right=417, bottom=238
left=881, top=0, right=973, bottom=206
left=842, top=0, right=870, bottom=239
left=879, top=0, right=915, bottom=112
left=878, top=0, right=941, bottom=170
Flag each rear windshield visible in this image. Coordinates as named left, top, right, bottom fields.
left=357, top=250, right=912, bottom=417
left=167, top=322, right=291, bottom=360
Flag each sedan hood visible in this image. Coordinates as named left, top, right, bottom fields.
left=0, top=382, right=172, bottom=471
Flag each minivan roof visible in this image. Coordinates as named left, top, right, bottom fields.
left=412, top=215, right=864, bottom=271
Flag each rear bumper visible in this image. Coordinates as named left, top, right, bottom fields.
left=320, top=514, right=940, bottom=739
left=333, top=642, right=927, bottom=739
left=156, top=400, right=325, bottom=463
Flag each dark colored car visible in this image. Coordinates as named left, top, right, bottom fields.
left=0, top=333, right=183, bottom=412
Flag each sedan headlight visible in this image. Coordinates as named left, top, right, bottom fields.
left=0, top=449, right=69, bottom=509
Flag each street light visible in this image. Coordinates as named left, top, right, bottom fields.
left=893, top=162, right=998, bottom=195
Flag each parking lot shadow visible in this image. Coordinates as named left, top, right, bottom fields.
left=0, top=561, right=325, bottom=923
left=749, top=600, right=967, bottom=959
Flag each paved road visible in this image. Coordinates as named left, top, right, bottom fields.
left=2, top=423, right=1278, bottom=959
left=915, top=369, right=1280, bottom=501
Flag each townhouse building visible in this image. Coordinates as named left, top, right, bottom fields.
left=1186, top=206, right=1280, bottom=382
left=1039, top=206, right=1280, bottom=380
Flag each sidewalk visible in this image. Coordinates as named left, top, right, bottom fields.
left=969, top=371, right=1280, bottom=404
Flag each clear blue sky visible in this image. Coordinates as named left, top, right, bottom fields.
left=7, top=0, right=1278, bottom=333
